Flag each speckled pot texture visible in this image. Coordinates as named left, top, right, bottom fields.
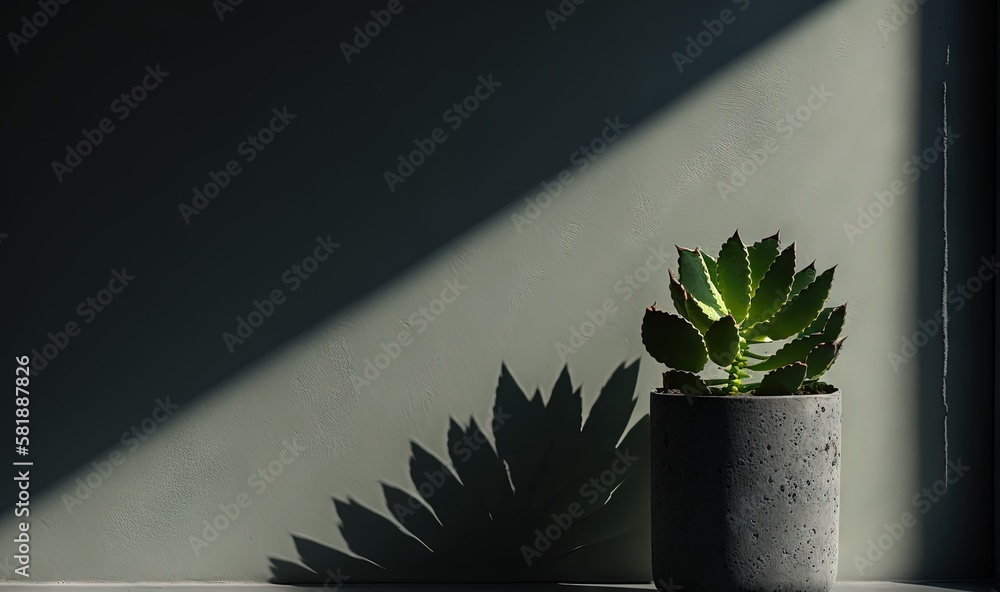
left=650, top=391, right=840, bottom=592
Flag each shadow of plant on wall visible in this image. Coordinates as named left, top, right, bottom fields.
left=268, top=361, right=650, bottom=583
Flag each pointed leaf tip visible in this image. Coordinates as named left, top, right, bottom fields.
left=745, top=242, right=797, bottom=327
left=716, top=232, right=751, bottom=322
left=805, top=337, right=846, bottom=379
left=678, top=247, right=727, bottom=318
left=747, top=234, right=781, bottom=297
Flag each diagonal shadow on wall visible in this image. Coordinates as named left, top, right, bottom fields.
left=1, top=0, right=832, bottom=513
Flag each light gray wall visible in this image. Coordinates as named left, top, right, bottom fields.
left=1, top=0, right=986, bottom=582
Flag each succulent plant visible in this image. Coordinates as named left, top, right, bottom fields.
left=641, top=231, right=846, bottom=395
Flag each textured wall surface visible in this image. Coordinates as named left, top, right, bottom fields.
left=0, top=0, right=989, bottom=583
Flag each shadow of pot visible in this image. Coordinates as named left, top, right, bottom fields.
left=650, top=391, right=841, bottom=592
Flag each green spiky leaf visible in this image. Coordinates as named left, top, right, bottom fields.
left=716, top=231, right=752, bottom=323
left=667, top=270, right=690, bottom=320
left=677, top=247, right=726, bottom=318
left=748, top=333, right=823, bottom=371
left=789, top=261, right=817, bottom=297
left=756, top=362, right=807, bottom=395
left=662, top=370, right=709, bottom=394
left=705, top=315, right=740, bottom=367
left=701, top=251, right=718, bottom=285
left=800, top=306, right=834, bottom=337
left=798, top=304, right=846, bottom=341
left=806, top=337, right=846, bottom=379
left=747, top=232, right=780, bottom=297
left=684, top=296, right=716, bottom=333
left=751, top=303, right=847, bottom=371
left=817, top=304, right=847, bottom=341
left=745, top=243, right=796, bottom=327
left=641, top=307, right=708, bottom=372
left=752, top=266, right=835, bottom=340
left=670, top=270, right=717, bottom=333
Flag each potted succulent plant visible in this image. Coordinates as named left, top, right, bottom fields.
left=641, top=231, right=845, bottom=592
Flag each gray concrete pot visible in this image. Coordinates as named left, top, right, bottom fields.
left=650, top=391, right=840, bottom=592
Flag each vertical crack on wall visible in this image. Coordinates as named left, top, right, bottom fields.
left=941, top=65, right=950, bottom=487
